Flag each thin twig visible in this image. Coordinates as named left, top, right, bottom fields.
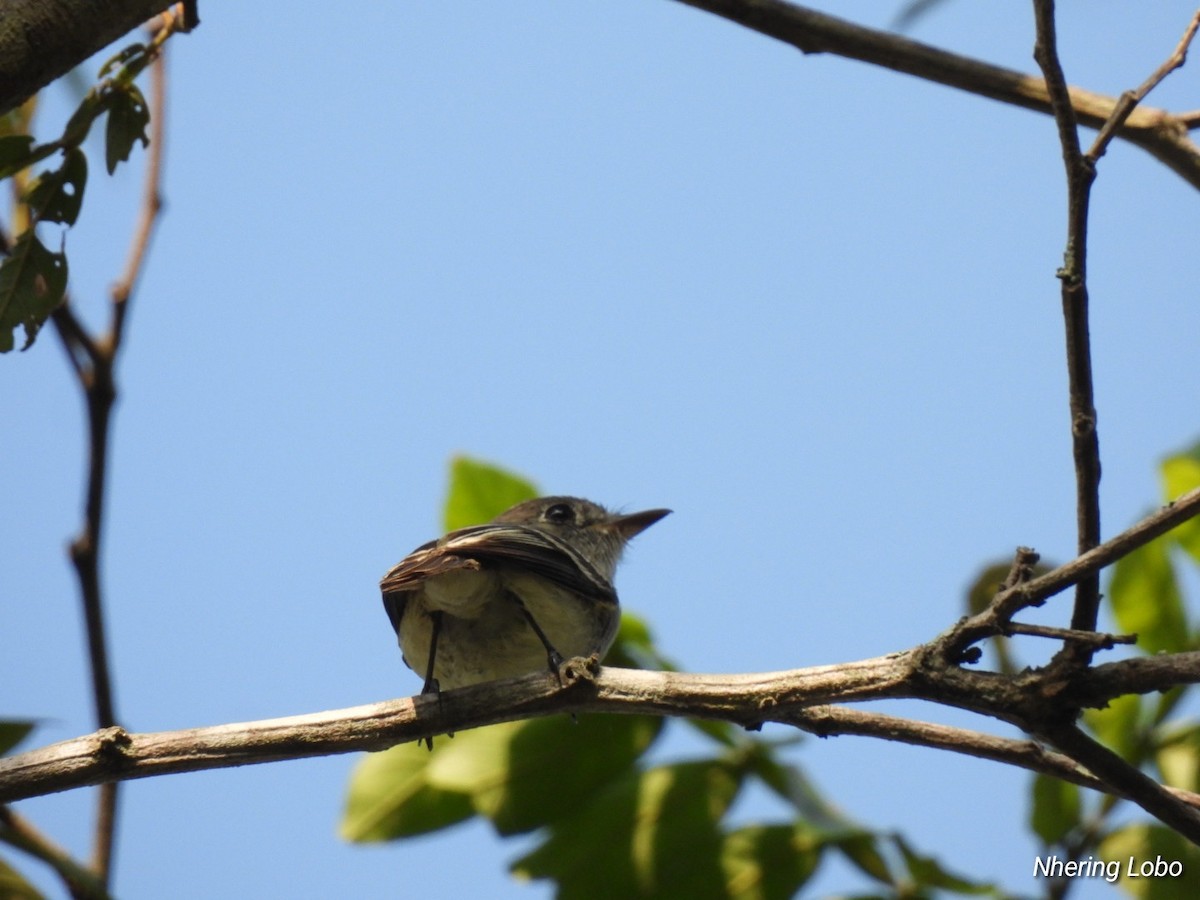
left=43, top=36, right=172, bottom=892
left=1002, top=622, right=1135, bottom=647
left=937, top=487, right=1200, bottom=659
left=1032, top=0, right=1103, bottom=647
left=0, top=807, right=112, bottom=900
left=1086, top=9, right=1200, bottom=163
left=672, top=0, right=1200, bottom=190
left=88, top=43, right=168, bottom=891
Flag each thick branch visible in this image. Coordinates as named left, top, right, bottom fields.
left=672, top=0, right=1200, bottom=190
left=0, top=0, right=177, bottom=114
left=5, top=648, right=1200, bottom=810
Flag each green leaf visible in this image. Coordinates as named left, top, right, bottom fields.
left=1084, top=692, right=1144, bottom=762
left=98, top=44, right=148, bottom=79
left=1162, top=449, right=1200, bottom=566
left=342, top=713, right=663, bottom=842
left=442, top=456, right=537, bottom=530
left=0, top=134, right=35, bottom=171
left=25, top=148, right=88, bottom=226
left=1029, top=773, right=1081, bottom=845
left=606, top=611, right=675, bottom=671
left=62, top=92, right=103, bottom=148
left=105, top=84, right=149, bottom=175
left=1154, top=722, right=1200, bottom=793
left=0, top=856, right=44, bottom=900
left=340, top=741, right=474, bottom=842
left=428, top=713, right=663, bottom=835
left=895, top=834, right=996, bottom=894
left=834, top=833, right=895, bottom=886
left=0, top=721, right=35, bottom=756
left=1109, top=534, right=1187, bottom=655
left=0, top=231, right=68, bottom=352
left=1099, top=823, right=1200, bottom=899
left=720, top=823, right=821, bottom=900
left=512, top=760, right=742, bottom=900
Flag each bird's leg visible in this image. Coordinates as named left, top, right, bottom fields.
left=422, top=611, right=443, bottom=696
left=421, top=611, right=444, bottom=751
left=508, top=593, right=566, bottom=683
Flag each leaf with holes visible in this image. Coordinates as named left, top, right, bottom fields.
left=25, top=148, right=88, bottom=226
left=0, top=232, right=68, bottom=352
left=105, top=84, right=149, bottom=174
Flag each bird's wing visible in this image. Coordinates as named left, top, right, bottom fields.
left=380, top=524, right=616, bottom=612
left=438, top=524, right=617, bottom=603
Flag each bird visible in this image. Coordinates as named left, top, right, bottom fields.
left=380, top=496, right=670, bottom=694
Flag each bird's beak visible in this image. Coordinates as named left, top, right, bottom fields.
left=611, top=508, right=672, bottom=539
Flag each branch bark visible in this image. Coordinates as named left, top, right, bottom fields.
left=0, top=0, right=178, bottom=114
left=672, top=0, right=1200, bottom=190
left=4, top=649, right=1200, bottom=836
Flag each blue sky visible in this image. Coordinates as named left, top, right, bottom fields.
left=5, top=1, right=1200, bottom=897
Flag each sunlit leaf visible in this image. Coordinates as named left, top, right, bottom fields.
left=512, top=760, right=742, bottom=899
left=721, top=823, right=821, bottom=899
left=443, top=456, right=537, bottom=530
left=1029, top=773, right=1081, bottom=845
left=1084, top=692, right=1144, bottom=762
left=340, top=740, right=474, bottom=842
left=1154, top=722, right=1200, bottom=793
left=1099, top=823, right=1200, bottom=899
left=429, top=712, right=662, bottom=835
left=1162, top=448, right=1200, bottom=565
left=1109, top=535, right=1187, bottom=655
left=0, top=231, right=68, bottom=352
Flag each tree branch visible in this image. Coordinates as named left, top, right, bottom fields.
left=44, top=33, right=170, bottom=891
left=1032, top=0, right=1104, bottom=648
left=4, top=646, right=1200, bottom=834
left=0, top=807, right=111, bottom=900
left=785, top=705, right=1200, bottom=811
left=671, top=0, right=1200, bottom=191
left=0, top=0, right=182, bottom=115
left=934, top=487, right=1200, bottom=662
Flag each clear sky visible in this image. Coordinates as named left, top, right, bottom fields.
left=5, top=1, right=1200, bottom=897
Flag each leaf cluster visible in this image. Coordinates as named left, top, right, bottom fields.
left=0, top=42, right=154, bottom=352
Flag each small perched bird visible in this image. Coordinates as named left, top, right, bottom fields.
left=380, top=496, right=670, bottom=693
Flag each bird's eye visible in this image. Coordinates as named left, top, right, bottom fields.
left=544, top=503, right=574, bottom=524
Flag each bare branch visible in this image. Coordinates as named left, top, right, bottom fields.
left=936, top=487, right=1200, bottom=661
left=1032, top=0, right=1104, bottom=650
left=672, top=0, right=1200, bottom=190
left=1086, top=8, right=1200, bottom=163
left=4, top=644, right=1200, bottom=831
left=785, top=705, right=1200, bottom=811
left=45, top=32, right=173, bottom=891
left=1039, top=723, right=1200, bottom=844
left=0, top=807, right=111, bottom=900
